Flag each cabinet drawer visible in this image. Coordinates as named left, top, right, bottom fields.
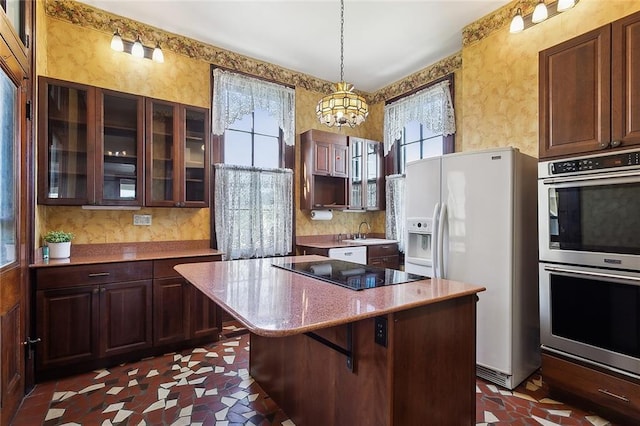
left=367, top=243, right=398, bottom=258
left=543, top=353, right=640, bottom=419
left=154, top=255, right=222, bottom=278
left=369, top=255, right=400, bottom=270
left=36, top=261, right=153, bottom=290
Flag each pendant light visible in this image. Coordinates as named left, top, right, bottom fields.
left=532, top=0, right=549, bottom=24
left=316, top=0, right=368, bottom=128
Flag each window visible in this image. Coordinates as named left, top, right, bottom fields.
left=397, top=121, right=444, bottom=174
left=0, top=67, right=18, bottom=267
left=223, top=109, right=282, bottom=169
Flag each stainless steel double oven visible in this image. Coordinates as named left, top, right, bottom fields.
left=538, top=148, right=640, bottom=377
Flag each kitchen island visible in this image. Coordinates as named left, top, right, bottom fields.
left=175, top=255, right=485, bottom=425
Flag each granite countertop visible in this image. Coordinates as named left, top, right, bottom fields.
left=296, top=235, right=398, bottom=249
left=175, top=255, right=485, bottom=337
left=30, top=240, right=223, bottom=268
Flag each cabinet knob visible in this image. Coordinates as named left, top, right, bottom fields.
left=600, top=141, right=610, bottom=148
left=610, top=140, right=622, bottom=148
left=93, top=288, right=99, bottom=294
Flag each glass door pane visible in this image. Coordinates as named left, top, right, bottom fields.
left=184, top=107, right=206, bottom=203
left=150, top=102, right=175, bottom=203
left=366, top=142, right=379, bottom=208
left=350, top=138, right=363, bottom=209
left=0, top=67, right=17, bottom=267
left=102, top=93, right=140, bottom=203
left=45, top=84, right=89, bottom=201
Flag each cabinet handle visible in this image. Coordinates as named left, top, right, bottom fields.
left=101, top=287, right=106, bottom=293
left=610, top=140, right=622, bottom=148
left=93, top=288, right=99, bottom=294
left=88, top=272, right=110, bottom=277
left=381, top=246, right=390, bottom=249
left=600, top=141, right=610, bottom=148
left=597, top=388, right=630, bottom=403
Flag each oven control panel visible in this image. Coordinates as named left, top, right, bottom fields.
left=550, top=151, right=640, bottom=174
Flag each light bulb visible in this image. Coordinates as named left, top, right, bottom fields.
left=110, top=30, right=124, bottom=52
left=557, top=0, right=576, bottom=12
left=532, top=0, right=548, bottom=24
left=131, top=36, right=144, bottom=58
left=509, top=9, right=524, bottom=33
left=152, top=44, right=164, bottom=63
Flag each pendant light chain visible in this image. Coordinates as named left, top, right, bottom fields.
left=340, top=0, right=344, bottom=83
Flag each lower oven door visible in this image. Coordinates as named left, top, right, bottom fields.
left=540, top=263, right=640, bottom=376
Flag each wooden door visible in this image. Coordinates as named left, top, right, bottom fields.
left=612, top=10, right=640, bottom=149
left=539, top=25, right=611, bottom=159
left=35, top=286, right=100, bottom=370
left=153, top=278, right=188, bottom=345
left=189, top=286, right=220, bottom=340
left=182, top=106, right=210, bottom=207
left=313, top=141, right=331, bottom=175
left=332, top=144, right=348, bottom=177
left=99, top=280, right=153, bottom=357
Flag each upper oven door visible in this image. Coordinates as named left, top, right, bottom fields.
left=538, top=169, right=640, bottom=271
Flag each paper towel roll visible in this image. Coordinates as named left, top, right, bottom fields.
left=310, top=210, right=333, bottom=220
left=310, top=263, right=332, bottom=276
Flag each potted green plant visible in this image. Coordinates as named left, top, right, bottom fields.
left=43, top=230, right=74, bottom=259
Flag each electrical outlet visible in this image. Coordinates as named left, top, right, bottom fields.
left=374, top=316, right=387, bottom=347
left=133, top=214, right=152, bottom=226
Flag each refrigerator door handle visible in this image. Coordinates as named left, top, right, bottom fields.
left=431, top=203, right=440, bottom=277
left=436, top=202, right=447, bottom=278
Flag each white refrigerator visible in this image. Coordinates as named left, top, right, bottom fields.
left=405, top=147, right=540, bottom=389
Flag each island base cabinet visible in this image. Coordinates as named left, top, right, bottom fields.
left=250, top=294, right=477, bottom=425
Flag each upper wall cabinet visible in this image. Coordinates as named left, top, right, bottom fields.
left=539, top=11, right=640, bottom=159
left=145, top=100, right=209, bottom=207
left=300, top=129, right=348, bottom=209
left=38, top=78, right=210, bottom=208
left=348, top=137, right=384, bottom=210
left=38, top=77, right=144, bottom=206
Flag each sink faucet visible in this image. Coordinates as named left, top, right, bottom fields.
left=358, top=221, right=371, bottom=239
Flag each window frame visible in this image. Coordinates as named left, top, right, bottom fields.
left=384, top=74, right=455, bottom=176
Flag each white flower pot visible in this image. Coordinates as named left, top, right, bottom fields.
left=48, top=241, right=71, bottom=259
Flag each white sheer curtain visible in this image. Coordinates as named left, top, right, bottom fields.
left=383, top=80, right=456, bottom=154
left=385, top=174, right=406, bottom=253
left=214, top=164, right=293, bottom=260
left=212, top=68, right=296, bottom=147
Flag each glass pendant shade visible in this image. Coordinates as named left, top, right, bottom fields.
left=316, top=82, right=369, bottom=128
left=152, top=44, right=164, bottom=63
left=532, top=1, right=549, bottom=24
left=110, top=31, right=124, bottom=52
left=557, top=0, right=576, bottom=12
left=509, top=9, right=524, bottom=33
left=131, top=36, right=144, bottom=58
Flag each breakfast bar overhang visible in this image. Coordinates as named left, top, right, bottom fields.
left=175, top=255, right=485, bottom=425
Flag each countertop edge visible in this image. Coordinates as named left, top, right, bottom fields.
left=30, top=249, right=224, bottom=268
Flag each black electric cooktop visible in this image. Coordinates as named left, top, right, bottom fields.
left=272, top=259, right=428, bottom=291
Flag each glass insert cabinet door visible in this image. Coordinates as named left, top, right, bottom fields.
left=348, top=137, right=383, bottom=210
left=146, top=100, right=178, bottom=206
left=39, top=80, right=93, bottom=204
left=98, top=91, right=144, bottom=205
left=183, top=106, right=209, bottom=205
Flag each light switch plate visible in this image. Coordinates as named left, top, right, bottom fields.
left=133, top=214, right=152, bottom=226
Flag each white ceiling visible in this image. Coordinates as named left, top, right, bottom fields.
left=78, top=0, right=511, bottom=93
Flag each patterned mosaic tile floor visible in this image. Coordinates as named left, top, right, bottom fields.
left=13, top=329, right=617, bottom=426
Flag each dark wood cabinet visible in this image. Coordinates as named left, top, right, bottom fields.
left=34, top=255, right=221, bottom=380
left=300, top=129, right=348, bottom=209
left=152, top=256, right=221, bottom=346
left=539, top=11, right=640, bottom=159
left=367, top=243, right=399, bottom=269
left=145, top=100, right=210, bottom=207
left=38, top=77, right=145, bottom=206
left=100, top=280, right=152, bottom=357
left=542, top=351, right=640, bottom=424
left=35, top=262, right=152, bottom=373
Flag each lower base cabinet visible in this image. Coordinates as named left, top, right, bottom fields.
left=35, top=256, right=221, bottom=381
left=542, top=351, right=640, bottom=424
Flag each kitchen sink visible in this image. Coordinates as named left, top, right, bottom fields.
left=344, top=238, right=397, bottom=245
